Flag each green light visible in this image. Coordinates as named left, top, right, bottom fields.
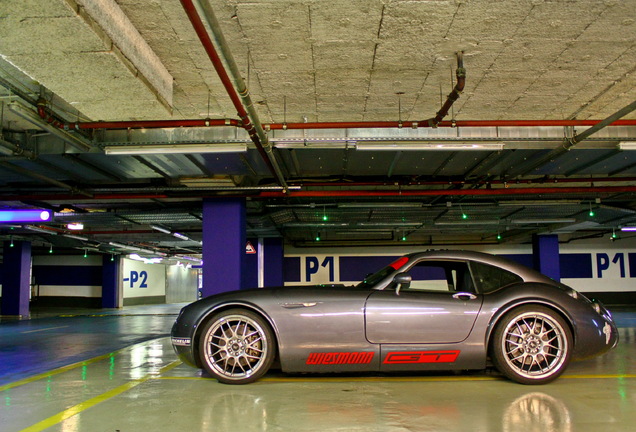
left=462, top=213, right=468, bottom=220
left=589, top=209, right=595, bottom=217
left=322, top=214, right=328, bottom=221
left=49, top=245, right=53, bottom=254
left=497, top=233, right=502, bottom=240
left=315, top=236, right=321, bottom=242
left=83, top=249, right=88, bottom=258
left=401, top=236, right=407, bottom=241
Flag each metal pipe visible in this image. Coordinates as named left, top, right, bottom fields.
left=41, top=117, right=636, bottom=132
left=64, top=118, right=240, bottom=130
left=0, top=161, right=93, bottom=197
left=193, top=0, right=287, bottom=185
left=8, top=102, right=93, bottom=152
left=428, top=52, right=465, bottom=127
left=509, top=99, right=636, bottom=178
left=179, top=0, right=288, bottom=190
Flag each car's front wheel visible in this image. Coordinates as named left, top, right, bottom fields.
left=198, top=309, right=275, bottom=384
left=491, top=305, right=572, bottom=385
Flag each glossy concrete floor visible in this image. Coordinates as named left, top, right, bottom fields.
left=1, top=305, right=635, bottom=432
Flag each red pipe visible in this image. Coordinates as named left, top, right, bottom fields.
left=4, top=184, right=635, bottom=202
left=257, top=185, right=636, bottom=198
left=179, top=0, right=279, bottom=180
left=264, top=118, right=636, bottom=130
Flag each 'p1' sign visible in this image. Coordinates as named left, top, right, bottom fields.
left=305, top=256, right=335, bottom=282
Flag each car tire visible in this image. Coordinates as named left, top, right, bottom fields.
left=491, top=305, right=572, bottom=385
left=198, top=308, right=276, bottom=384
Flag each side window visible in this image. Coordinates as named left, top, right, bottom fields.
left=405, top=261, right=474, bottom=293
left=470, top=261, right=523, bottom=294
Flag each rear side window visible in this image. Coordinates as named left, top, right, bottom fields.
left=470, top=261, right=523, bottom=294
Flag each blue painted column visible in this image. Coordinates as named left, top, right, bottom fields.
left=532, top=234, right=560, bottom=281
left=261, top=237, right=284, bottom=287
left=102, top=255, right=120, bottom=308
left=244, top=238, right=284, bottom=288
left=1, top=240, right=31, bottom=317
left=202, top=198, right=246, bottom=296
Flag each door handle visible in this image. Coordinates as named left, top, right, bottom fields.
left=452, top=292, right=477, bottom=301
left=281, top=302, right=320, bottom=309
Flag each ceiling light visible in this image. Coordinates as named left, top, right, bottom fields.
left=620, top=226, right=636, bottom=232
left=0, top=209, right=52, bottom=223
left=67, top=223, right=84, bottom=230
left=63, top=234, right=89, bottom=241
left=338, top=203, right=425, bottom=208
left=172, top=232, right=191, bottom=241
left=512, top=218, right=576, bottom=224
left=618, top=141, right=636, bottom=150
left=23, top=225, right=55, bottom=234
left=150, top=225, right=172, bottom=234
left=103, top=143, right=247, bottom=155
left=356, top=142, right=504, bottom=151
left=434, top=221, right=501, bottom=226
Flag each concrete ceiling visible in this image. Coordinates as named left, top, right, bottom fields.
left=1, top=0, right=636, bottom=257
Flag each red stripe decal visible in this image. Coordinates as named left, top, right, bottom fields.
left=383, top=350, right=460, bottom=364
left=389, top=257, right=409, bottom=271
left=306, top=352, right=374, bottom=365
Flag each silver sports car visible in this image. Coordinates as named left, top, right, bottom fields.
left=171, top=250, right=618, bottom=384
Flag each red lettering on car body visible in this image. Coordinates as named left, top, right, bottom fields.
left=383, top=350, right=460, bottom=364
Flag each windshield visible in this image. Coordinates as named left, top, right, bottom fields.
left=355, top=256, right=409, bottom=289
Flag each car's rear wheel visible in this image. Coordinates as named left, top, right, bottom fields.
left=199, top=309, right=275, bottom=384
left=492, top=305, right=572, bottom=385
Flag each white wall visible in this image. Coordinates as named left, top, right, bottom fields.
left=121, top=258, right=166, bottom=299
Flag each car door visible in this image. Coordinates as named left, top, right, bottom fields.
left=364, top=259, right=483, bottom=344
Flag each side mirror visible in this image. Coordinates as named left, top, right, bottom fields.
left=393, top=272, right=412, bottom=295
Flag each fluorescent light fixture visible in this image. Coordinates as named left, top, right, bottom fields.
left=173, top=255, right=203, bottom=264
left=0, top=209, right=52, bottom=223
left=108, top=241, right=167, bottom=256
left=338, top=203, right=425, bottom=209
left=129, top=253, right=163, bottom=264
left=178, top=177, right=237, bottom=187
left=67, top=223, right=84, bottom=230
left=512, top=218, right=576, bottom=224
left=618, top=141, right=636, bottom=150
left=434, top=221, right=501, bottom=226
left=63, top=234, right=89, bottom=241
left=103, top=143, right=247, bottom=155
left=150, top=225, right=172, bottom=234
left=172, top=232, right=191, bottom=241
left=356, top=142, right=504, bottom=151
left=23, top=225, right=56, bottom=234
left=272, top=141, right=352, bottom=149
left=620, top=226, right=636, bottom=232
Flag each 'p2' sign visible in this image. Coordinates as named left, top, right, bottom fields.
left=126, top=270, right=148, bottom=288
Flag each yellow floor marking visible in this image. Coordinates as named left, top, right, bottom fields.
left=21, top=326, right=69, bottom=334
left=19, top=360, right=182, bottom=432
left=0, top=351, right=125, bottom=393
